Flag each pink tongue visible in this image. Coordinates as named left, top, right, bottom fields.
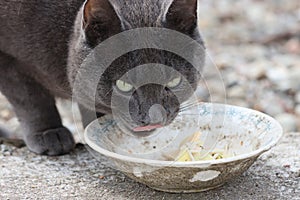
left=133, top=124, right=163, bottom=132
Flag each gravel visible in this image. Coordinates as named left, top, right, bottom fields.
left=1, top=133, right=299, bottom=200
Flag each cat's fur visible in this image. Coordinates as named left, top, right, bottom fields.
left=0, top=0, right=205, bottom=155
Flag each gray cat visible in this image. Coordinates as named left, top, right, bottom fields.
left=0, top=0, right=205, bottom=155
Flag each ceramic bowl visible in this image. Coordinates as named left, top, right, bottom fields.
left=84, top=103, right=283, bottom=193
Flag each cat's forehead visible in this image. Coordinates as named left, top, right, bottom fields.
left=107, top=49, right=192, bottom=78
left=110, top=0, right=172, bottom=28
left=122, top=64, right=179, bottom=84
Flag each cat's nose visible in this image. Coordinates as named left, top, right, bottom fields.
left=148, top=104, right=166, bottom=125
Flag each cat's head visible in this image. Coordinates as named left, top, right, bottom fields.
left=68, top=0, right=205, bottom=131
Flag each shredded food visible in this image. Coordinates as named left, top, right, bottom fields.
left=175, top=131, right=233, bottom=162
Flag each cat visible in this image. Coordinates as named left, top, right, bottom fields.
left=0, top=0, right=205, bottom=155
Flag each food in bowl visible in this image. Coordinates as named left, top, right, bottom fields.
left=175, top=131, right=233, bottom=162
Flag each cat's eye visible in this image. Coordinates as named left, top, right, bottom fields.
left=167, top=77, right=182, bottom=88
left=116, top=80, right=134, bottom=92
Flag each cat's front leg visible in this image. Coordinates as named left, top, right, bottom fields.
left=0, top=55, right=75, bottom=155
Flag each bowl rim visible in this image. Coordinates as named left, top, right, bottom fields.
left=84, top=103, right=283, bottom=167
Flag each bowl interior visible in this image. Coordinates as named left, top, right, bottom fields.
left=85, top=103, right=283, bottom=163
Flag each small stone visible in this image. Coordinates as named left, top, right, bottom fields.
left=249, top=67, right=266, bottom=80
left=266, top=68, right=289, bottom=90
left=295, top=105, right=300, bottom=116
left=267, top=67, right=300, bottom=91
left=224, top=72, right=240, bottom=88
left=244, top=61, right=267, bottom=80
left=295, top=93, right=300, bottom=104
left=283, top=164, right=291, bottom=168
left=0, top=109, right=12, bottom=120
left=284, top=38, right=300, bottom=54
left=228, top=86, right=245, bottom=99
left=275, top=113, right=298, bottom=132
left=0, top=145, right=6, bottom=153
left=257, top=92, right=286, bottom=116
left=261, top=103, right=285, bottom=116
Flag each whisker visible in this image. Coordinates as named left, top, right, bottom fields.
left=178, top=102, right=204, bottom=115
left=180, top=104, right=195, bottom=110
left=104, top=88, right=114, bottom=97
left=179, top=104, right=200, bottom=112
left=180, top=99, right=202, bottom=108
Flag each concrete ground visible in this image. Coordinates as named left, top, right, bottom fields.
left=1, top=131, right=299, bottom=200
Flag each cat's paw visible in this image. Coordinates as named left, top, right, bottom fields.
left=25, top=127, right=75, bottom=156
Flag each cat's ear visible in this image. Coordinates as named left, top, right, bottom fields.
left=165, top=0, right=198, bottom=34
left=82, top=0, right=121, bottom=46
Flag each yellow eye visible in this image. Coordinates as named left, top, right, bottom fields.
left=167, top=77, right=182, bottom=88
left=116, top=80, right=134, bottom=92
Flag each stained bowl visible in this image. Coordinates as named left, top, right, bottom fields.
left=84, top=103, right=283, bottom=193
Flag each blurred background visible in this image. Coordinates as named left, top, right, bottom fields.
left=0, top=0, right=300, bottom=137
left=196, top=0, right=300, bottom=133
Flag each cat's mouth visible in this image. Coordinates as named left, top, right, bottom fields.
left=133, top=124, right=163, bottom=132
